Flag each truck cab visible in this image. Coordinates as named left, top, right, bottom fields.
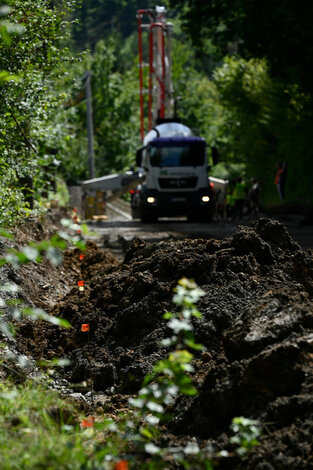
left=133, top=122, right=214, bottom=222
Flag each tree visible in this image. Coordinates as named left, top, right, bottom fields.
left=0, top=0, right=78, bottom=223
left=72, top=0, right=158, bottom=51
left=169, top=0, right=313, bottom=94
left=168, top=0, right=313, bottom=205
left=211, top=57, right=313, bottom=204
left=54, top=35, right=141, bottom=184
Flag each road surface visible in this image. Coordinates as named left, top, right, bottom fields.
left=86, top=199, right=313, bottom=257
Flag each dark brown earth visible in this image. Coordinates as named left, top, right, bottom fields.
left=4, top=216, right=313, bottom=469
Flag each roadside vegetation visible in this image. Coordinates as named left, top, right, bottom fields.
left=0, top=0, right=80, bottom=225
left=1, top=0, right=312, bottom=222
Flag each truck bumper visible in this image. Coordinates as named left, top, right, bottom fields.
left=139, top=188, right=214, bottom=218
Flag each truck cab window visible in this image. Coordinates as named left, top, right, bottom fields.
left=150, top=142, right=205, bottom=167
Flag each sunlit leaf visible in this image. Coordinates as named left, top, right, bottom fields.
left=22, top=246, right=39, bottom=262
left=46, top=246, right=63, bottom=266
left=145, top=443, right=160, bottom=455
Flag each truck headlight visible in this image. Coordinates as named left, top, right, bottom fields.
left=147, top=196, right=156, bottom=204
left=202, top=196, right=210, bottom=203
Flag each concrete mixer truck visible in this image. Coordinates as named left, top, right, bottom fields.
left=132, top=121, right=215, bottom=222
left=131, top=6, right=219, bottom=222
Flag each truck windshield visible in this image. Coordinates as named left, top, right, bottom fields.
left=149, top=141, right=205, bottom=167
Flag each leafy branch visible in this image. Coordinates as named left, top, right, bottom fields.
left=0, top=219, right=85, bottom=339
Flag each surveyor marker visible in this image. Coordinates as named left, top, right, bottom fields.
left=114, top=461, right=128, bottom=470
left=78, top=280, right=84, bottom=291
left=81, top=416, right=95, bottom=428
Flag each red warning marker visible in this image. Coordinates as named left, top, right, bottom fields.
left=81, top=323, right=90, bottom=332
left=78, top=280, right=84, bottom=291
left=79, top=254, right=85, bottom=260
left=115, top=461, right=128, bottom=470
left=81, top=416, right=94, bottom=428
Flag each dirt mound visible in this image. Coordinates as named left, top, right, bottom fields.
left=15, top=218, right=313, bottom=469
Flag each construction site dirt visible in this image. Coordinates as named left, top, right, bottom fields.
left=1, top=213, right=313, bottom=469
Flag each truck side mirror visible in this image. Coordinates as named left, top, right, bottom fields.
left=211, top=146, right=219, bottom=166
left=136, top=148, right=143, bottom=167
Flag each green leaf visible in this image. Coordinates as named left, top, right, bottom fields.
left=146, top=402, right=164, bottom=413
left=144, top=443, right=160, bottom=455
left=0, top=284, right=19, bottom=293
left=163, top=312, right=173, bottom=319
left=57, top=230, right=73, bottom=241
left=0, top=228, right=13, bottom=239
left=179, top=383, right=198, bottom=396
left=75, top=240, right=86, bottom=251
left=184, top=338, right=205, bottom=351
left=191, top=310, right=202, bottom=319
left=39, top=358, right=71, bottom=368
left=22, top=307, right=70, bottom=328
left=0, top=321, right=14, bottom=338
left=46, top=246, right=63, bottom=266
left=140, top=426, right=153, bottom=439
left=22, top=246, right=39, bottom=262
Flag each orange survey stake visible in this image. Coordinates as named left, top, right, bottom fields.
left=81, top=324, right=89, bottom=332
left=79, top=254, right=85, bottom=260
left=115, top=461, right=128, bottom=470
left=81, top=416, right=94, bottom=428
left=78, top=280, right=84, bottom=287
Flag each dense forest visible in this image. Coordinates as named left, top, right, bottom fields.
left=0, top=0, right=312, bottom=225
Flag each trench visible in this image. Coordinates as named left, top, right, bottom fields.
left=2, top=214, right=313, bottom=469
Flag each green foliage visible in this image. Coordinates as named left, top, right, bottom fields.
left=72, top=0, right=158, bottom=51
left=168, top=1, right=313, bottom=206
left=169, top=0, right=313, bottom=94
left=0, top=382, right=89, bottom=470
left=56, top=35, right=140, bottom=183
left=2, top=0, right=312, bottom=215
left=0, top=219, right=85, bottom=339
left=0, top=4, right=24, bottom=45
left=0, top=1, right=78, bottom=225
left=90, top=38, right=139, bottom=175
left=174, top=50, right=313, bottom=204
left=211, top=57, right=313, bottom=204
left=230, top=417, right=261, bottom=456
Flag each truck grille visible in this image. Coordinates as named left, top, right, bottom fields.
left=158, top=177, right=198, bottom=189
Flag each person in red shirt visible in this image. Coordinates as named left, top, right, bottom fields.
left=274, top=163, right=283, bottom=200
left=279, top=162, right=288, bottom=199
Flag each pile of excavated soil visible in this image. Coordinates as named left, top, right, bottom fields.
left=14, top=218, right=313, bottom=469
